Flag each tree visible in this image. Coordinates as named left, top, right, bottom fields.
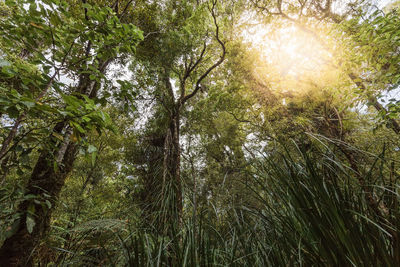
left=250, top=0, right=400, bottom=132
left=0, top=0, right=142, bottom=265
left=128, top=0, right=228, bottom=240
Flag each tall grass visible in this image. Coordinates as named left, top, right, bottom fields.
left=49, top=143, right=399, bottom=266
left=244, top=144, right=399, bottom=266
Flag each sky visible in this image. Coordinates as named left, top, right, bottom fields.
left=379, top=0, right=394, bottom=8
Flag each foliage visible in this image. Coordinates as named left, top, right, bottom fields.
left=0, top=0, right=400, bottom=266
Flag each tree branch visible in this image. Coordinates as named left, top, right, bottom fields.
left=181, top=0, right=226, bottom=105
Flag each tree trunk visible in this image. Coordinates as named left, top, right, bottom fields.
left=0, top=124, right=77, bottom=266
left=0, top=59, right=109, bottom=265
left=160, top=109, right=182, bottom=265
left=160, top=109, right=182, bottom=231
left=170, top=111, right=182, bottom=220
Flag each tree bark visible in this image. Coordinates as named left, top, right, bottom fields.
left=0, top=55, right=110, bottom=265
left=160, top=108, right=182, bottom=265
left=164, top=110, right=182, bottom=221
left=0, top=122, right=77, bottom=266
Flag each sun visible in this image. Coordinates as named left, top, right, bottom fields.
left=244, top=24, right=331, bottom=79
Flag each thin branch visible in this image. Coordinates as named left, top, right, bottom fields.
left=180, top=42, right=208, bottom=99
left=118, top=0, right=134, bottom=19
left=184, top=42, right=207, bottom=82
left=181, top=0, right=226, bottom=105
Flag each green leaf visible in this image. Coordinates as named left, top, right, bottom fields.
left=52, top=132, right=64, bottom=141
left=45, top=200, right=52, bottom=209
left=88, top=144, right=97, bottom=153
left=63, top=95, right=81, bottom=109
left=24, top=194, right=36, bottom=200
left=91, top=151, right=97, bottom=166
left=26, top=215, right=36, bottom=234
left=70, top=121, right=85, bottom=134
left=21, top=101, right=35, bottom=108
left=53, top=161, right=58, bottom=172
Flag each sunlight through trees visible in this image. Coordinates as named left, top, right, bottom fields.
left=0, top=0, right=399, bottom=266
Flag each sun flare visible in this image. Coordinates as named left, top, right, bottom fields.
left=244, top=24, right=330, bottom=78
